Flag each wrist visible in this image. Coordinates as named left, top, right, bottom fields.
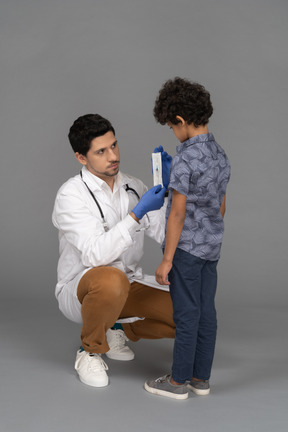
left=162, top=256, right=173, bottom=265
left=131, top=203, right=145, bottom=220
left=130, top=211, right=140, bottom=223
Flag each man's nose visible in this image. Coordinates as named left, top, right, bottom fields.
left=108, top=148, right=117, bottom=159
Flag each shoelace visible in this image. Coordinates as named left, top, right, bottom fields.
left=89, top=353, right=108, bottom=372
left=155, top=374, right=170, bottom=383
left=110, top=330, right=128, bottom=349
left=87, top=353, right=108, bottom=372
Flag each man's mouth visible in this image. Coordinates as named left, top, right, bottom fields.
left=109, top=162, right=119, bottom=169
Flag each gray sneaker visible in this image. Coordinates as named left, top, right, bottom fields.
left=144, top=374, right=188, bottom=400
left=187, top=379, right=210, bottom=395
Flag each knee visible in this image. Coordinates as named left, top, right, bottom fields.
left=101, top=267, right=131, bottom=301
left=78, top=266, right=130, bottom=304
left=173, top=310, right=200, bottom=329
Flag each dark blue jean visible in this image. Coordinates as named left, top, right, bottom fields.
left=169, top=248, right=218, bottom=383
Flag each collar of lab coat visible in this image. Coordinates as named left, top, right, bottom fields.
left=81, top=166, right=126, bottom=194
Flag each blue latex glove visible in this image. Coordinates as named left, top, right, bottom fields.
left=153, top=145, right=172, bottom=190
left=132, top=185, right=166, bottom=220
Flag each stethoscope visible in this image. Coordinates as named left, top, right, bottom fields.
left=80, top=170, right=146, bottom=232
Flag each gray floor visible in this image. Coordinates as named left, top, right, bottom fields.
left=1, top=297, right=287, bottom=432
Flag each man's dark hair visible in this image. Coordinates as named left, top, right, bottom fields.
left=68, top=114, right=115, bottom=155
left=153, top=77, right=213, bottom=127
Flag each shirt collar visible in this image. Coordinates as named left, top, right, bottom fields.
left=81, top=166, right=125, bottom=193
left=176, top=133, right=215, bottom=153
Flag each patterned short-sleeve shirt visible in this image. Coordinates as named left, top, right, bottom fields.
left=164, top=133, right=231, bottom=261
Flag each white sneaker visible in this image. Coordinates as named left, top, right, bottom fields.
left=75, top=350, right=109, bottom=387
left=105, top=328, right=135, bottom=361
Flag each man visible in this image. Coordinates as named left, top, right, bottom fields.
left=52, top=113, right=175, bottom=388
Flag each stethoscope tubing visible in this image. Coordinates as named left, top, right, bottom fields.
left=80, top=170, right=140, bottom=232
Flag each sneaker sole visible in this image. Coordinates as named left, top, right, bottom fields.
left=187, top=384, right=210, bottom=396
left=105, top=352, right=135, bottom=361
left=144, top=382, right=188, bottom=400
left=78, top=375, right=109, bottom=388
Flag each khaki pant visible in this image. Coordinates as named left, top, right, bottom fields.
left=77, top=266, right=175, bottom=353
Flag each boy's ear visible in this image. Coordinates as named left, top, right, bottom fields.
left=75, top=152, right=87, bottom=165
left=176, top=115, right=186, bottom=126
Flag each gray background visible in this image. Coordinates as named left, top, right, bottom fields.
left=1, top=0, right=287, bottom=431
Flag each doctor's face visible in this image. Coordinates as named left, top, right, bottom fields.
left=76, top=131, right=120, bottom=183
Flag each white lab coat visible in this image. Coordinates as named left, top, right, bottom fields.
left=52, top=166, right=168, bottom=323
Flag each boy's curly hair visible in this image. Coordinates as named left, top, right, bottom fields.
left=153, top=77, right=213, bottom=127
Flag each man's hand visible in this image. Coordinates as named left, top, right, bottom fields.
left=131, top=184, right=166, bottom=220
left=153, top=145, right=172, bottom=190
left=155, top=259, right=172, bottom=286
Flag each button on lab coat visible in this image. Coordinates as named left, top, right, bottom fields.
left=52, top=167, right=167, bottom=323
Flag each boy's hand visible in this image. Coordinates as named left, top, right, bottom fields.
left=155, top=260, right=172, bottom=285
left=153, top=145, right=172, bottom=190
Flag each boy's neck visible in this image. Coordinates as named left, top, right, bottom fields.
left=187, top=124, right=209, bottom=139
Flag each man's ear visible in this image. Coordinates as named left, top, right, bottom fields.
left=75, top=152, right=87, bottom=165
left=175, top=115, right=186, bottom=126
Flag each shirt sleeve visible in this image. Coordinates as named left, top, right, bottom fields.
left=168, top=155, right=191, bottom=196
left=144, top=199, right=167, bottom=244
left=218, top=157, right=231, bottom=204
left=52, top=190, right=138, bottom=268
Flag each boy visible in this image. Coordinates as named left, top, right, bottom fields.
left=145, top=77, right=231, bottom=400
